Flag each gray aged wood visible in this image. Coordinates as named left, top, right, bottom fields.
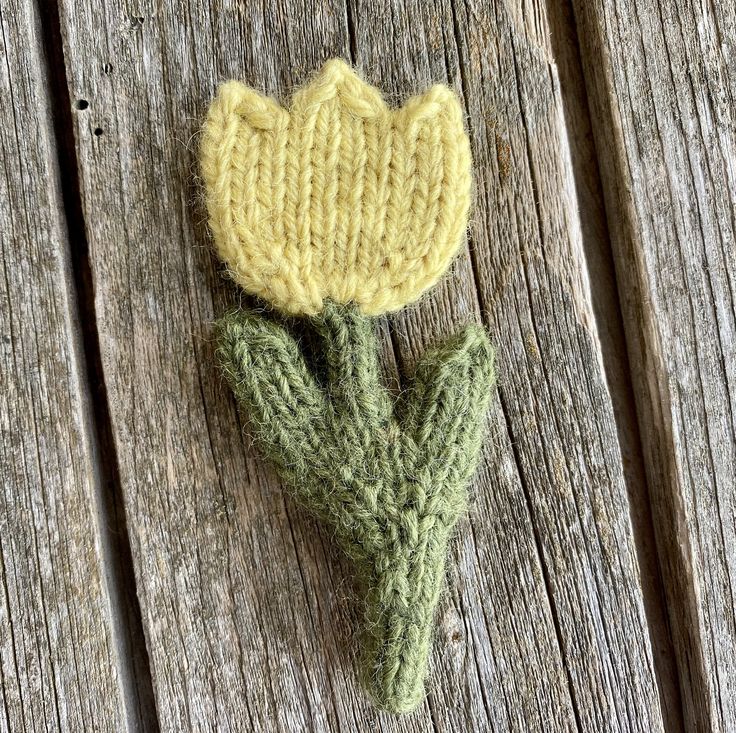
left=0, top=2, right=129, bottom=731
left=53, top=0, right=667, bottom=730
left=572, top=1, right=736, bottom=731
left=353, top=1, right=664, bottom=731
left=545, top=4, right=683, bottom=730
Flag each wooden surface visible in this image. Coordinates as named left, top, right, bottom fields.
left=573, top=1, right=736, bottom=731
left=2, top=0, right=733, bottom=730
left=0, top=1, right=129, bottom=731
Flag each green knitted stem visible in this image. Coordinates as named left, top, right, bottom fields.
left=362, top=528, right=450, bottom=712
left=216, top=302, right=495, bottom=713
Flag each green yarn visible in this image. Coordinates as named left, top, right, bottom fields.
left=216, top=302, right=495, bottom=713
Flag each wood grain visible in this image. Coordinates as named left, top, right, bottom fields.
left=54, top=0, right=664, bottom=730
left=352, top=1, right=664, bottom=730
left=571, top=0, right=736, bottom=730
left=0, top=2, right=129, bottom=731
left=545, top=4, right=683, bottom=730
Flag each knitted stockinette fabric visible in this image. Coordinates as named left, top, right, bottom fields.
left=200, top=59, right=471, bottom=315
left=201, top=60, right=495, bottom=714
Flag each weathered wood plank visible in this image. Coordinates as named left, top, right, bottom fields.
left=0, top=2, right=130, bottom=731
left=351, top=1, right=665, bottom=730
left=57, top=0, right=663, bottom=730
left=545, top=5, right=684, bottom=730
left=58, top=2, right=433, bottom=729
left=571, top=0, right=736, bottom=730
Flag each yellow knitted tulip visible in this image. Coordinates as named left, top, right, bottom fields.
left=200, top=62, right=494, bottom=714
left=200, top=59, right=471, bottom=315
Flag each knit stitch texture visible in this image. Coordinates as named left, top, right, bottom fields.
left=216, top=303, right=494, bottom=712
left=200, top=59, right=472, bottom=315
left=201, top=60, right=495, bottom=713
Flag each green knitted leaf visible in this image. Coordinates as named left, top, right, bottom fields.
left=216, top=302, right=495, bottom=713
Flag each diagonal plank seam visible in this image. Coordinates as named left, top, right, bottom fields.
left=554, top=0, right=692, bottom=730
left=37, top=2, right=161, bottom=731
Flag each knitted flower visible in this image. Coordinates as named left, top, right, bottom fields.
left=200, top=58, right=471, bottom=315
left=200, top=61, right=495, bottom=714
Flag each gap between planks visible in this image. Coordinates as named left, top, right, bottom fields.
left=545, top=2, right=685, bottom=731
left=40, top=1, right=160, bottom=731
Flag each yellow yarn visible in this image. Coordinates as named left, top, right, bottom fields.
left=200, top=59, right=472, bottom=316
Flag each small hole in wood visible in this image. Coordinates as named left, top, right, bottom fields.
left=75, top=99, right=89, bottom=110
left=103, top=63, right=113, bottom=74
left=94, top=127, right=104, bottom=137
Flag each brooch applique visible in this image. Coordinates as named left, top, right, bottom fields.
left=201, top=59, right=495, bottom=713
